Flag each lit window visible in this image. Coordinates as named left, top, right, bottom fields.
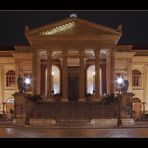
left=6, top=70, right=15, bottom=87
left=132, top=70, right=142, bottom=86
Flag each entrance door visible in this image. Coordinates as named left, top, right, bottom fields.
left=68, top=77, right=79, bottom=101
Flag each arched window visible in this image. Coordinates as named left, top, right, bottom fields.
left=132, top=70, right=142, bottom=86
left=6, top=98, right=14, bottom=104
left=6, top=70, right=15, bottom=87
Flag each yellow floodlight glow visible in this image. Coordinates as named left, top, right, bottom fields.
left=40, top=22, right=75, bottom=36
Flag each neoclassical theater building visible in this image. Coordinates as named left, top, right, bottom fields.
left=0, top=15, right=148, bottom=114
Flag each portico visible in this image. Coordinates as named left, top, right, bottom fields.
left=24, top=16, right=122, bottom=102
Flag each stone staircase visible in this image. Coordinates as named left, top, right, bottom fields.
left=53, top=119, right=91, bottom=128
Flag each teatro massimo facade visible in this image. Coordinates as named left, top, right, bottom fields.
left=0, top=15, right=148, bottom=119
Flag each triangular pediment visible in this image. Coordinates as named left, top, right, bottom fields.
left=25, top=17, right=122, bottom=38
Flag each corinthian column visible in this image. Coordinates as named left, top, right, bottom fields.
left=127, top=61, right=132, bottom=92
left=47, top=49, right=52, bottom=100
left=106, top=51, right=111, bottom=95
left=144, top=65, right=148, bottom=102
left=32, top=51, right=37, bottom=95
left=94, top=49, right=100, bottom=100
left=62, top=49, right=68, bottom=101
left=36, top=53, right=41, bottom=95
left=110, top=49, right=116, bottom=94
left=15, top=60, right=21, bottom=92
left=79, top=49, right=85, bottom=101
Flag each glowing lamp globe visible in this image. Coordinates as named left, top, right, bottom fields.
left=117, top=77, right=124, bottom=85
left=25, top=78, right=31, bottom=84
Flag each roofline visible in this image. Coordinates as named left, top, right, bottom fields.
left=25, top=16, right=122, bottom=36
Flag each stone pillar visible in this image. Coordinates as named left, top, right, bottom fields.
left=110, top=49, right=116, bottom=95
left=32, top=51, right=37, bottom=95
left=79, top=49, right=85, bottom=101
left=94, top=49, right=100, bottom=100
left=36, top=53, right=41, bottom=95
left=127, top=61, right=132, bottom=92
left=0, top=65, right=4, bottom=103
left=106, top=51, right=111, bottom=95
left=47, top=50, right=52, bottom=100
left=15, top=60, right=21, bottom=92
left=144, top=65, right=148, bottom=101
left=62, top=49, right=68, bottom=101
left=144, top=65, right=148, bottom=111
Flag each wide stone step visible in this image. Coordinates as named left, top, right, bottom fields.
left=54, top=122, right=91, bottom=127
left=57, top=119, right=90, bottom=123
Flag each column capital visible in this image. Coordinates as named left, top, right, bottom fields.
left=79, top=50, right=85, bottom=58
left=62, top=49, right=68, bottom=56
left=32, top=50, right=41, bottom=59
left=47, top=49, right=53, bottom=55
left=127, top=62, right=132, bottom=69
left=93, top=49, right=100, bottom=54
left=110, top=48, right=116, bottom=53
left=78, top=48, right=85, bottom=52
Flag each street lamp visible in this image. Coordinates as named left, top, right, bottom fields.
left=25, top=78, right=31, bottom=86
left=115, top=77, right=125, bottom=127
left=24, top=78, right=31, bottom=127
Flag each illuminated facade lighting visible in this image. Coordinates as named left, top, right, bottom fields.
left=40, top=22, right=75, bottom=36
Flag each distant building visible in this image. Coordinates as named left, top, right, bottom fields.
left=0, top=16, right=148, bottom=114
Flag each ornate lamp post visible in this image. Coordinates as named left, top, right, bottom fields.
left=115, top=77, right=125, bottom=127
left=24, top=78, right=31, bottom=127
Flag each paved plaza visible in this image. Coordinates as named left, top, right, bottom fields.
left=0, top=123, right=148, bottom=138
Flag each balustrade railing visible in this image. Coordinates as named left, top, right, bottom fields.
left=30, top=102, right=117, bottom=121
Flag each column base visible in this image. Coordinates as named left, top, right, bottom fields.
left=61, top=98, right=69, bottom=102
left=49, top=99, right=54, bottom=102
left=45, top=98, right=54, bottom=102
left=92, top=98, right=101, bottom=102
left=79, top=98, right=85, bottom=102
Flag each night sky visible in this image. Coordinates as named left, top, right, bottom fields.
left=0, top=10, right=148, bottom=46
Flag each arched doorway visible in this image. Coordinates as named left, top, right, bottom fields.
left=132, top=98, right=142, bottom=120
left=6, top=98, right=14, bottom=113
left=87, top=65, right=102, bottom=96
left=52, top=65, right=60, bottom=95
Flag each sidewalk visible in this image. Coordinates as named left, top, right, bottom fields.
left=0, top=120, right=148, bottom=129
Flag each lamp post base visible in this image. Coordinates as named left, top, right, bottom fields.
left=25, top=114, right=30, bottom=127
left=117, top=119, right=122, bottom=127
